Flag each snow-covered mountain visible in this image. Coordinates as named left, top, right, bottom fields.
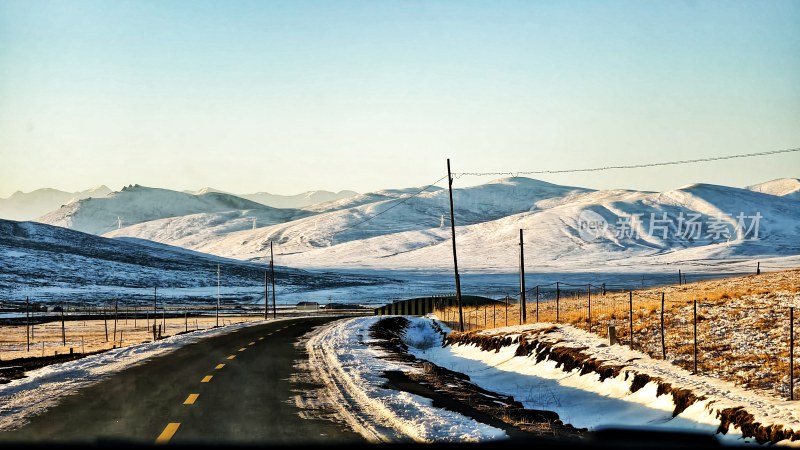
left=174, top=178, right=799, bottom=272
left=0, top=186, right=111, bottom=221
left=747, top=178, right=800, bottom=200
left=16, top=177, right=799, bottom=274
left=36, top=184, right=308, bottom=235
left=240, top=190, right=359, bottom=209
left=110, top=178, right=590, bottom=257
left=0, top=219, right=384, bottom=303
left=102, top=208, right=316, bottom=249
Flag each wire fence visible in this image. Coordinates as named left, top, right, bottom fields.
left=434, top=272, right=800, bottom=401
left=0, top=302, right=369, bottom=361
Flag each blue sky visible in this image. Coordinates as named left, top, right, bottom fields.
left=0, top=0, right=798, bottom=197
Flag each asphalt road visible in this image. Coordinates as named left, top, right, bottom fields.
left=2, top=316, right=364, bottom=445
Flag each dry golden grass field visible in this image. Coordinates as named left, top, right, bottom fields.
left=438, top=269, right=800, bottom=399
left=0, top=313, right=263, bottom=361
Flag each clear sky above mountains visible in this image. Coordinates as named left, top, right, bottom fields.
left=1, top=0, right=798, bottom=197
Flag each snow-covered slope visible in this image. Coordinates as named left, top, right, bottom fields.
left=0, top=186, right=111, bottom=221
left=23, top=177, right=799, bottom=274
left=36, top=184, right=303, bottom=235
left=188, top=178, right=592, bottom=261
left=183, top=187, right=230, bottom=196
left=747, top=178, right=800, bottom=200
left=302, top=186, right=446, bottom=213
left=0, top=219, right=381, bottom=303
left=185, top=179, right=799, bottom=272
left=102, top=208, right=316, bottom=249
left=241, top=189, right=359, bottom=209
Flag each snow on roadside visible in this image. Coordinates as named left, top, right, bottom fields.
left=405, top=317, right=800, bottom=446
left=0, top=318, right=291, bottom=431
left=305, top=316, right=507, bottom=443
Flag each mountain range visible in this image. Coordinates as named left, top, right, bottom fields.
left=0, top=187, right=360, bottom=222
left=17, top=176, right=793, bottom=272
left=0, top=186, right=112, bottom=221
left=1, top=177, right=797, bottom=303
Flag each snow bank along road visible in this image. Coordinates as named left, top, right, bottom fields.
left=311, top=316, right=800, bottom=446
left=0, top=317, right=362, bottom=444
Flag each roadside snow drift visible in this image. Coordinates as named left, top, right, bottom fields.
left=306, top=317, right=507, bottom=443
left=406, top=318, right=800, bottom=446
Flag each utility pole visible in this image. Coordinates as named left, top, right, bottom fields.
left=270, top=241, right=276, bottom=320
left=153, top=286, right=157, bottom=331
left=216, top=265, right=221, bottom=327
left=446, top=159, right=464, bottom=332
left=26, top=297, right=30, bottom=352
left=519, top=229, right=526, bottom=325
left=61, top=303, right=66, bottom=346
left=264, top=269, right=269, bottom=320
left=113, top=298, right=118, bottom=345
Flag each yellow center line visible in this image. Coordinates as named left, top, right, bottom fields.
left=155, top=423, right=180, bottom=444
left=248, top=342, right=256, bottom=346
left=258, top=337, right=264, bottom=340
left=238, top=347, right=246, bottom=352
left=227, top=355, right=236, bottom=360
left=201, top=375, right=213, bottom=383
left=215, top=364, right=225, bottom=370
left=183, top=393, right=199, bottom=405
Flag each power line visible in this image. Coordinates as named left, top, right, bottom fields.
left=453, top=147, right=800, bottom=178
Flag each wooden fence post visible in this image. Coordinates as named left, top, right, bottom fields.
left=556, top=282, right=560, bottom=323
left=629, top=291, right=633, bottom=350
left=587, top=284, right=592, bottom=333
left=535, top=285, right=539, bottom=323
left=693, top=299, right=698, bottom=374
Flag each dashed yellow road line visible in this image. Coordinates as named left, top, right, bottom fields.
left=155, top=422, right=180, bottom=444
left=183, top=394, right=199, bottom=405
left=227, top=355, right=236, bottom=360
left=248, top=342, right=255, bottom=346
left=238, top=347, right=247, bottom=352
left=215, top=364, right=225, bottom=370
left=258, top=337, right=264, bottom=340
left=201, top=375, right=213, bottom=383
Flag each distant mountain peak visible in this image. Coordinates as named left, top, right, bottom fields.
left=0, top=186, right=113, bottom=221
left=746, top=178, right=800, bottom=199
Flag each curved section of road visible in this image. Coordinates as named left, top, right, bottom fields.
left=1, top=316, right=363, bottom=445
